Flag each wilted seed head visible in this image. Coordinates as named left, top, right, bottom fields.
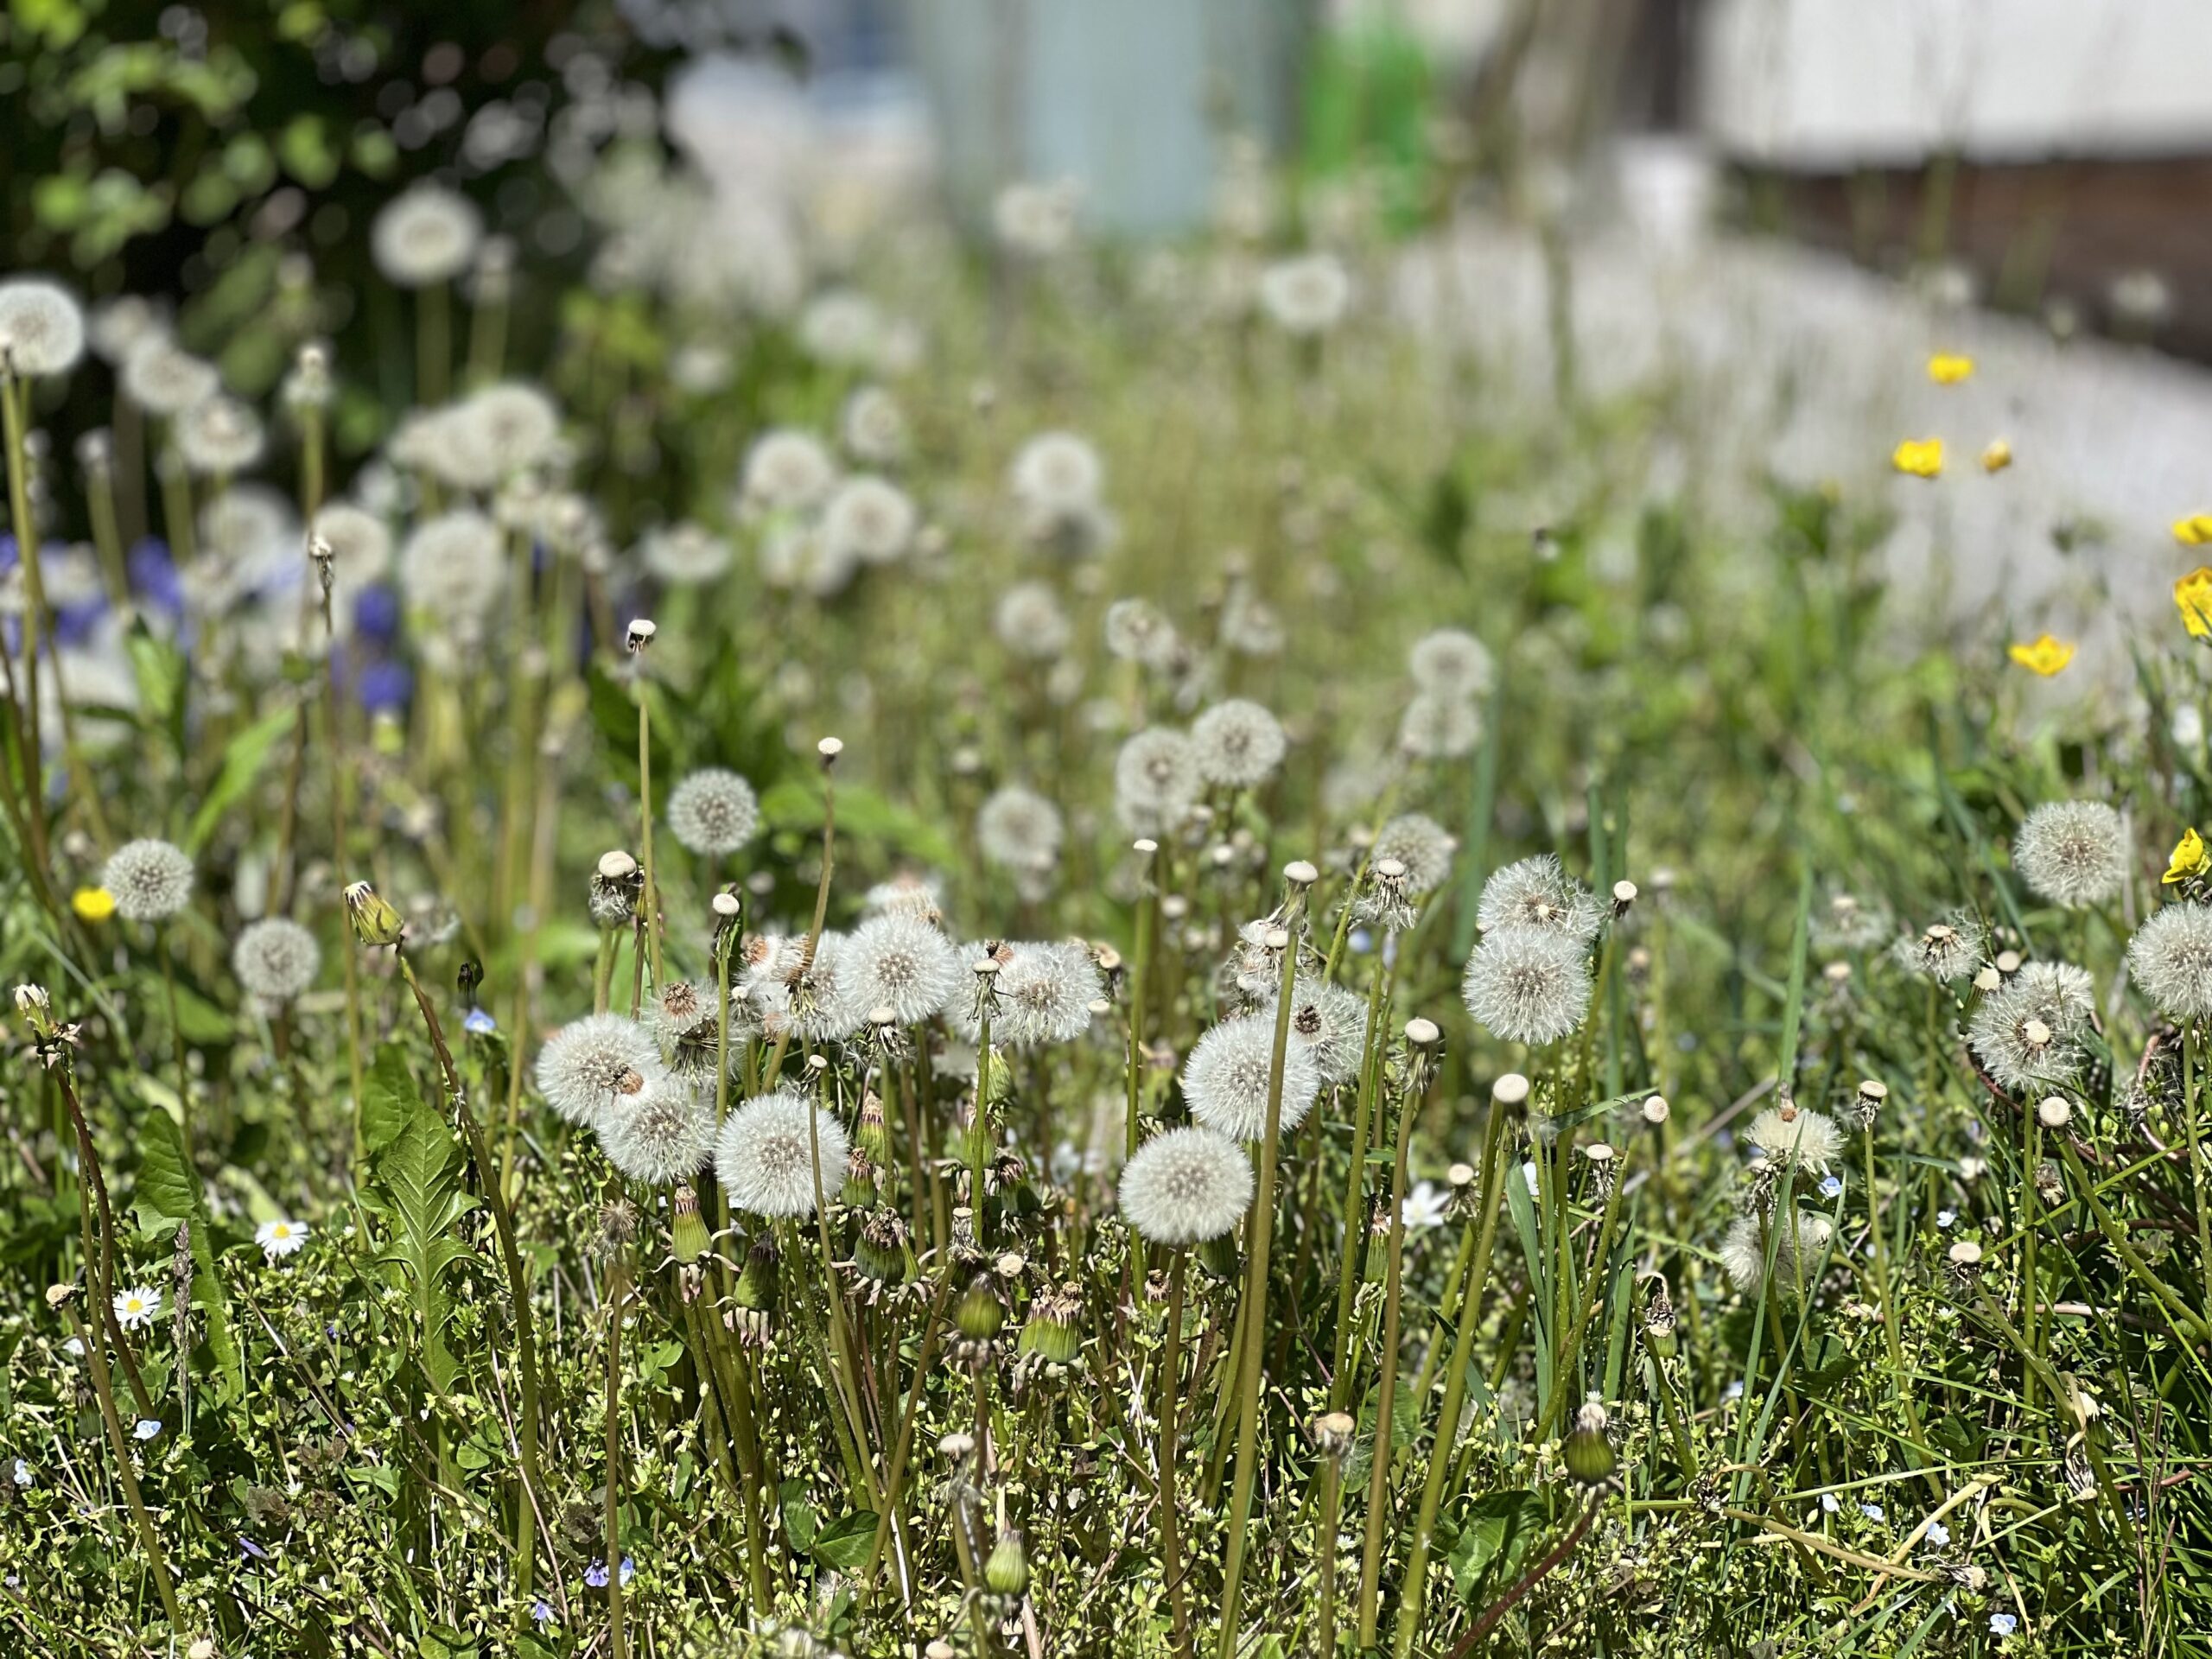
left=1115, top=727, right=1200, bottom=833
left=2013, top=801, right=2127, bottom=910
left=1895, top=913, right=1986, bottom=982
left=2129, top=904, right=2212, bottom=1020
left=0, top=278, right=86, bottom=377
left=714, top=1089, right=850, bottom=1219
left=1191, top=698, right=1287, bottom=789
left=1120, top=1127, right=1255, bottom=1245
left=1967, top=981, right=2083, bottom=1093
left=232, top=918, right=321, bottom=1005
left=664, top=768, right=760, bottom=858
left=1356, top=857, right=1419, bottom=933
left=535, top=1013, right=663, bottom=1128
left=101, top=839, right=194, bottom=922
left=1461, top=928, right=1592, bottom=1045
left=1813, top=890, right=1892, bottom=952
left=1745, top=1105, right=1844, bottom=1173
left=1371, top=812, right=1456, bottom=897
left=1851, top=1077, right=1889, bottom=1128
left=1182, top=1014, right=1323, bottom=1141
left=588, top=849, right=640, bottom=927
left=597, top=1075, right=714, bottom=1186
left=1719, top=1211, right=1834, bottom=1302
left=841, top=913, right=963, bottom=1028
left=645, top=979, right=713, bottom=1046
left=1477, top=855, right=1605, bottom=942
left=1397, top=690, right=1483, bottom=760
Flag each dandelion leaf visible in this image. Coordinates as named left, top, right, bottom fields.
left=367, top=1085, right=476, bottom=1394
left=130, top=1105, right=245, bottom=1403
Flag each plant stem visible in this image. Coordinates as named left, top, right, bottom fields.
left=1157, top=1250, right=1192, bottom=1659
left=603, top=1246, right=627, bottom=1659
left=1356, top=1044, right=1421, bottom=1643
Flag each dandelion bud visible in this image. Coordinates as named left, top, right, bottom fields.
left=343, top=881, right=406, bottom=949
left=855, top=1209, right=912, bottom=1284
left=1611, top=879, right=1637, bottom=916
left=625, top=617, right=657, bottom=654
left=1643, top=1278, right=1678, bottom=1357
left=1564, top=1396, right=1618, bottom=1487
left=1018, top=1283, right=1084, bottom=1366
left=984, top=1529, right=1030, bottom=1596
left=2037, top=1096, right=2073, bottom=1129
left=13, top=983, right=50, bottom=1020
left=734, top=1234, right=779, bottom=1314
left=955, top=1275, right=1005, bottom=1343
left=671, top=1184, right=709, bottom=1265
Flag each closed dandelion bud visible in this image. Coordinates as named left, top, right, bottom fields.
left=955, top=1275, right=1005, bottom=1343
left=856, top=1091, right=891, bottom=1166
left=1309, top=1410, right=1356, bottom=1459
left=1564, top=1396, right=1618, bottom=1487
left=984, top=1529, right=1029, bottom=1597
left=671, top=1184, right=709, bottom=1265
left=343, top=881, right=406, bottom=949
left=855, top=1209, right=911, bottom=1284
left=982, top=1047, right=1016, bottom=1109
left=1018, top=1284, right=1084, bottom=1366
left=842, top=1145, right=880, bottom=1210
left=734, top=1234, right=780, bottom=1313
left=1643, top=1279, right=1678, bottom=1357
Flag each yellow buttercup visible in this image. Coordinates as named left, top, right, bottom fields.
left=2006, top=634, right=2074, bottom=677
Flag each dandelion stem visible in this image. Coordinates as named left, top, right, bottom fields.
left=2183, top=1024, right=2212, bottom=1319
left=1355, top=1041, right=1421, bottom=1643
left=62, top=1300, right=184, bottom=1635
left=602, top=1246, right=627, bottom=1659
left=1156, top=1249, right=1192, bottom=1659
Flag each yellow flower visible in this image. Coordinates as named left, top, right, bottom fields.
left=2175, top=566, right=2212, bottom=639
left=2166, top=828, right=2210, bottom=885
left=2175, top=514, right=2212, bottom=548
left=1891, top=438, right=1943, bottom=479
left=1980, top=439, right=2012, bottom=474
left=1928, top=353, right=1974, bottom=385
left=72, top=887, right=117, bottom=922
left=2006, top=634, right=2075, bottom=676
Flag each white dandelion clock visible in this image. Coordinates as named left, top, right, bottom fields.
left=0, top=278, right=86, bottom=377
left=102, top=839, right=195, bottom=922
left=1407, top=627, right=1494, bottom=699
left=1372, top=814, right=1456, bottom=896
left=641, top=521, right=734, bottom=586
left=841, top=385, right=909, bottom=465
left=535, top=1013, right=664, bottom=1128
left=1115, top=728, right=1200, bottom=834
left=311, top=504, right=396, bottom=595
left=458, top=381, right=563, bottom=480
left=2012, top=802, right=2126, bottom=910
left=988, top=940, right=1103, bottom=1046
left=1745, top=1107, right=1845, bottom=1174
left=821, top=474, right=917, bottom=567
left=122, top=338, right=219, bottom=417
left=1192, top=699, right=1287, bottom=789
left=1120, top=1128, right=1254, bottom=1246
left=1283, top=976, right=1370, bottom=1088
left=993, top=582, right=1073, bottom=662
left=1010, top=431, right=1103, bottom=520
left=1183, top=1015, right=1323, bottom=1142
left=665, top=769, right=760, bottom=857
left=232, top=918, right=321, bottom=1005
left=1719, top=1211, right=1834, bottom=1302
left=2129, top=904, right=2212, bottom=1020
left=1477, top=855, right=1605, bottom=942
left=1256, top=253, right=1351, bottom=336
left=599, top=1076, right=715, bottom=1187
left=400, top=509, right=506, bottom=627
left=715, top=1089, right=850, bottom=1219
left=1967, top=980, right=2082, bottom=1094
left=1893, top=914, right=1986, bottom=982
left=1398, top=692, right=1482, bottom=760
left=841, top=913, right=963, bottom=1028
left=740, top=429, right=838, bottom=515
left=977, top=785, right=1065, bottom=880
left=175, top=395, right=266, bottom=477
left=1461, top=927, right=1591, bottom=1045
left=372, top=184, right=484, bottom=287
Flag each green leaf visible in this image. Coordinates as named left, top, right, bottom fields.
left=808, top=1510, right=880, bottom=1572
left=130, top=1108, right=245, bottom=1402
left=124, top=619, right=188, bottom=752
left=360, top=1041, right=419, bottom=1162
left=186, top=703, right=296, bottom=853
left=1446, top=1490, right=1543, bottom=1602
left=367, top=1087, right=476, bottom=1393
left=759, top=776, right=955, bottom=868
left=779, top=1480, right=819, bottom=1552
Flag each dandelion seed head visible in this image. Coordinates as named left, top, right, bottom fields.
left=1407, top=627, right=1493, bottom=699
left=1010, top=431, right=1103, bottom=518
left=1745, top=1107, right=1844, bottom=1173
left=993, top=582, right=1072, bottom=661
left=1719, top=1211, right=1834, bottom=1300
left=1398, top=691, right=1483, bottom=760
left=1119, top=1128, right=1253, bottom=1245
left=535, top=1013, right=664, bottom=1128
left=1182, top=1014, right=1323, bottom=1141
left=640, top=520, right=734, bottom=586
left=821, top=474, right=917, bottom=566
left=312, top=504, right=395, bottom=593
left=983, top=940, right=1102, bottom=1046
left=1460, top=927, right=1591, bottom=1045
left=101, top=839, right=194, bottom=922
left=175, top=395, right=265, bottom=477
left=977, top=785, right=1064, bottom=878
left=1191, top=698, right=1287, bottom=789
left=1893, top=913, right=1985, bottom=982
left=459, top=381, right=562, bottom=480
left=1967, top=979, right=2083, bottom=1093
left=1103, top=598, right=1180, bottom=670
left=1116, top=728, right=1200, bottom=834
left=715, top=1089, right=849, bottom=1219
left=665, top=769, right=760, bottom=857
left=740, top=429, right=839, bottom=515
left=1372, top=813, right=1456, bottom=896
left=841, top=913, right=963, bottom=1027
left=122, top=338, right=219, bottom=416
left=1478, top=855, right=1604, bottom=942
left=994, top=179, right=1080, bottom=257
left=232, top=918, right=321, bottom=1004
left=1813, top=890, right=1892, bottom=953
left=1256, top=253, right=1351, bottom=335
left=1282, top=976, right=1370, bottom=1087
left=399, top=509, right=505, bottom=626
left=372, top=184, right=484, bottom=287
left=842, top=385, right=908, bottom=465
left=598, top=1075, right=715, bottom=1186
left=2130, top=903, right=2212, bottom=1020
left=863, top=873, right=946, bottom=925
left=2013, top=801, right=2127, bottom=910
left=0, top=278, right=86, bottom=377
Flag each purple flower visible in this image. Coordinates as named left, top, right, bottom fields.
left=127, top=538, right=186, bottom=616
left=620, top=1555, right=635, bottom=1586
left=352, top=586, right=402, bottom=643
left=584, top=1560, right=609, bottom=1589
left=356, top=659, right=413, bottom=714
left=240, top=1536, right=270, bottom=1560
left=532, top=1599, right=554, bottom=1627
left=464, top=1007, right=497, bottom=1035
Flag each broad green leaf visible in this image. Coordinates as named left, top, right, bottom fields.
left=779, top=1480, right=819, bottom=1551
left=124, top=619, right=188, bottom=750
left=130, top=1108, right=245, bottom=1402
left=367, top=1087, right=476, bottom=1393
left=808, top=1510, right=880, bottom=1572
left=360, top=1041, right=418, bottom=1162
left=186, top=703, right=296, bottom=853
left=1446, top=1490, right=1542, bottom=1602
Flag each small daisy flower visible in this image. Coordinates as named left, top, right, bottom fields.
left=256, top=1218, right=309, bottom=1262
left=114, top=1285, right=164, bottom=1330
